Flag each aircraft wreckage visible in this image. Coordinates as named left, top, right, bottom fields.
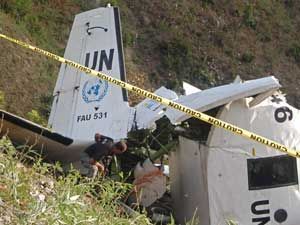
left=0, top=6, right=300, bottom=225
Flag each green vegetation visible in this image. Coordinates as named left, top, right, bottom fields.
left=159, top=39, right=192, bottom=89
left=0, top=91, right=6, bottom=109
left=1, top=0, right=33, bottom=20
left=287, top=43, right=300, bottom=63
left=26, top=109, right=47, bottom=127
left=2, top=0, right=300, bottom=223
left=1, top=0, right=300, bottom=117
left=201, top=0, right=214, bottom=5
left=0, top=136, right=153, bottom=224
left=241, top=52, right=255, bottom=63
left=243, top=2, right=256, bottom=29
left=226, top=220, right=238, bottom=225
left=2, top=1, right=300, bottom=223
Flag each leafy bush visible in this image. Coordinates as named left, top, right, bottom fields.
left=159, top=39, right=192, bottom=81
left=26, top=109, right=47, bottom=126
left=241, top=52, right=255, bottom=63
left=0, top=91, right=6, bottom=109
left=1, top=0, right=33, bottom=21
left=123, top=30, right=136, bottom=47
left=39, top=94, right=53, bottom=118
left=160, top=39, right=190, bottom=69
left=283, top=0, right=294, bottom=8
left=0, top=136, right=153, bottom=224
left=158, top=38, right=217, bottom=90
left=243, top=3, right=256, bottom=29
left=24, top=14, right=41, bottom=35
left=201, top=0, right=214, bottom=5
left=286, top=43, right=300, bottom=63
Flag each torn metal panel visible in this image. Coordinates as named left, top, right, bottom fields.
left=182, top=81, right=201, bottom=95
left=169, top=136, right=210, bottom=225
left=172, top=94, right=300, bottom=225
left=165, top=76, right=281, bottom=124
left=134, top=86, right=178, bottom=129
left=206, top=95, right=300, bottom=225
left=249, top=90, right=278, bottom=107
left=207, top=95, right=300, bottom=153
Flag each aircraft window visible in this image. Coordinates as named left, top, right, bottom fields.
left=247, top=155, right=298, bottom=190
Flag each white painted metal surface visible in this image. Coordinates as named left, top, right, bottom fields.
left=206, top=95, right=300, bottom=225
left=134, top=86, right=178, bottom=129
left=0, top=110, right=93, bottom=162
left=182, top=81, right=201, bottom=95
left=169, top=137, right=210, bottom=225
left=171, top=94, right=300, bottom=225
left=48, top=7, right=132, bottom=141
left=165, top=76, right=280, bottom=124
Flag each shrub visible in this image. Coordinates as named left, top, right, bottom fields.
left=39, top=94, right=53, bottom=118
left=0, top=136, right=152, bottom=225
left=27, top=109, right=47, bottom=126
left=123, top=31, right=135, bottom=47
left=201, top=0, right=214, bottom=5
left=243, top=3, right=256, bottom=29
left=286, top=43, right=300, bottom=63
left=241, top=52, right=255, bottom=63
left=283, top=0, right=294, bottom=8
left=1, top=0, right=33, bottom=21
left=0, top=91, right=6, bottom=109
left=159, top=39, right=191, bottom=77
left=24, top=14, right=41, bottom=35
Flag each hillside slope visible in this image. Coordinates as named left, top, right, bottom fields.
left=0, top=136, right=152, bottom=224
left=0, top=0, right=300, bottom=122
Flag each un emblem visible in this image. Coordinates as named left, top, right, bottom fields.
left=82, top=78, right=108, bottom=103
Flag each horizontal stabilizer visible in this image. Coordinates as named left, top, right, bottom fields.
left=165, top=76, right=281, bottom=124
left=0, top=110, right=75, bottom=160
left=134, top=87, right=178, bottom=129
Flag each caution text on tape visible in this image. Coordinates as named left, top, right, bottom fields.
left=0, top=33, right=299, bottom=158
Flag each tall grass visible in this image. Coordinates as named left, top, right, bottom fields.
left=0, top=136, right=152, bottom=225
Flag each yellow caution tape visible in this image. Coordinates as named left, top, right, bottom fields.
left=1, top=33, right=299, bottom=158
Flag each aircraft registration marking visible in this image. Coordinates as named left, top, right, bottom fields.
left=77, top=112, right=108, bottom=123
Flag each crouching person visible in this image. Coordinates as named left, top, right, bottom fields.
left=80, top=133, right=127, bottom=178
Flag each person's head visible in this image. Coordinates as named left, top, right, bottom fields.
left=111, top=141, right=127, bottom=155
left=94, top=133, right=102, bottom=142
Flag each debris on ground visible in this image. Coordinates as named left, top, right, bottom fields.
left=129, top=159, right=167, bottom=207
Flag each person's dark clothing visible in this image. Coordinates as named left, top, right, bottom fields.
left=84, top=136, right=113, bottom=161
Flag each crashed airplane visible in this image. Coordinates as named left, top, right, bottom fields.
left=0, top=6, right=299, bottom=225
